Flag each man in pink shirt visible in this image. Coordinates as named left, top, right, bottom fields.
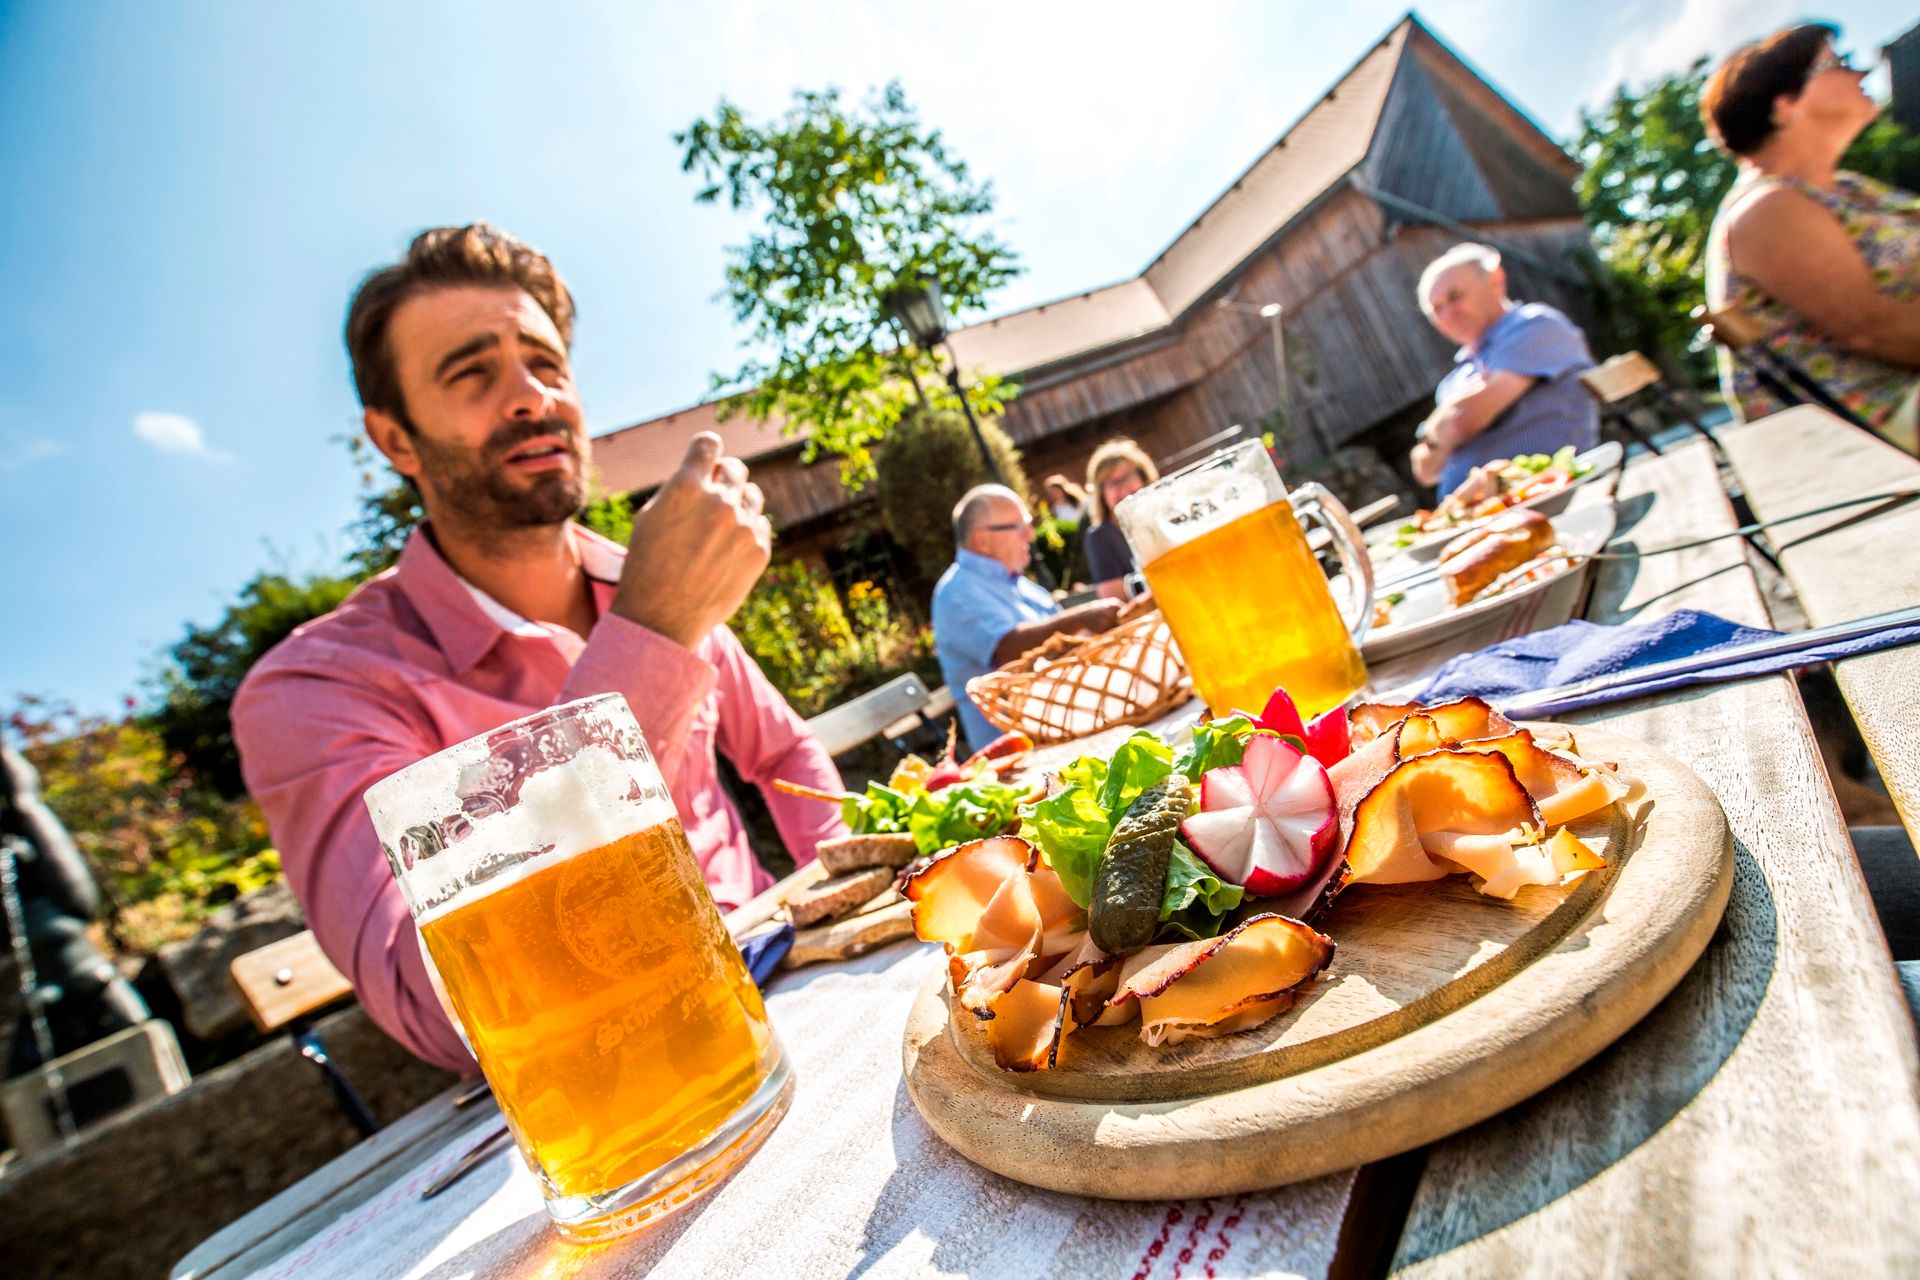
left=232, top=224, right=847, bottom=1073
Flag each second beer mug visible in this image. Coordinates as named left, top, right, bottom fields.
left=1114, top=439, right=1374, bottom=718
left=365, top=694, right=791, bottom=1242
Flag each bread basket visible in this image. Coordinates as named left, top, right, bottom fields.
left=965, top=597, right=1191, bottom=745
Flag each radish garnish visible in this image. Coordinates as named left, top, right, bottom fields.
left=1179, top=735, right=1339, bottom=896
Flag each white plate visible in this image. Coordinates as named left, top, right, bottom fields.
left=1368, top=440, right=1625, bottom=565
left=1362, top=502, right=1618, bottom=665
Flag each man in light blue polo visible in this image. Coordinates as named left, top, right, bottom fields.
left=932, top=485, right=1122, bottom=751
left=1409, top=243, right=1599, bottom=494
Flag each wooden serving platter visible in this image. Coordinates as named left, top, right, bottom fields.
left=900, top=723, right=1732, bottom=1199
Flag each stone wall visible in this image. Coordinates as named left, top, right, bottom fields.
left=0, top=1004, right=458, bottom=1280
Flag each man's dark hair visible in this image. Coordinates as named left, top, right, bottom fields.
left=344, top=223, right=577, bottom=429
left=1702, top=22, right=1840, bottom=157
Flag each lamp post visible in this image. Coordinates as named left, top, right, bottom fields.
left=1216, top=299, right=1296, bottom=450
left=883, top=278, right=1008, bottom=488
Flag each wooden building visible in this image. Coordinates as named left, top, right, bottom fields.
left=591, top=13, right=1598, bottom=584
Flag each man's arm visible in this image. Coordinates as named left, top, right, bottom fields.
left=990, top=598, right=1123, bottom=666
left=707, top=627, right=849, bottom=865
left=1423, top=370, right=1537, bottom=451
left=232, top=667, right=475, bottom=1074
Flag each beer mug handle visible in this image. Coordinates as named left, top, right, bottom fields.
left=1287, top=482, right=1376, bottom=645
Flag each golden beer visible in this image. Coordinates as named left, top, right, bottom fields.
left=1116, top=441, right=1373, bottom=721
left=418, top=820, right=774, bottom=1201
left=366, top=693, right=792, bottom=1242
left=1143, top=501, right=1367, bottom=718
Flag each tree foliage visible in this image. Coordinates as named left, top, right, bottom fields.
left=1573, top=60, right=1733, bottom=382
left=1575, top=60, right=1920, bottom=384
left=340, top=434, right=424, bottom=578
left=6, top=696, right=279, bottom=957
left=678, top=82, right=1023, bottom=486
left=873, top=406, right=1029, bottom=576
left=150, top=570, right=359, bottom=797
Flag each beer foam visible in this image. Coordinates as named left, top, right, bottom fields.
left=394, top=745, right=679, bottom=924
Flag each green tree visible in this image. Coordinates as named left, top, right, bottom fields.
left=340, top=433, right=423, bottom=577
left=873, top=406, right=1029, bottom=577
left=1575, top=62, right=1920, bottom=385
left=677, top=82, right=1023, bottom=487
left=149, top=570, right=359, bottom=797
left=6, top=696, right=279, bottom=957
left=1573, top=59, right=1732, bottom=383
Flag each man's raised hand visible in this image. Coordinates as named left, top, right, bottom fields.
left=610, top=432, right=772, bottom=649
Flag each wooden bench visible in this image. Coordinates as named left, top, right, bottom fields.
left=883, top=683, right=956, bottom=745
left=1577, top=350, right=1727, bottom=459
left=803, top=673, right=933, bottom=757
left=230, top=932, right=374, bottom=1135
left=1718, top=407, right=1920, bottom=845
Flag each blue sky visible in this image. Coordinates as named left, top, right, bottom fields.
left=2, top=0, right=1912, bottom=716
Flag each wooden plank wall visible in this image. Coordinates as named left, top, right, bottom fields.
left=1365, top=53, right=1502, bottom=223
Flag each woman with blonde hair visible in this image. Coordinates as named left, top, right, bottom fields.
left=1703, top=22, right=1920, bottom=450
left=1082, top=439, right=1159, bottom=600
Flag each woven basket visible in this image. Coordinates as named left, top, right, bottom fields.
left=965, top=598, right=1191, bottom=745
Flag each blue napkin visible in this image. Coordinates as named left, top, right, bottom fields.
left=739, top=923, right=795, bottom=988
left=1409, top=607, right=1920, bottom=717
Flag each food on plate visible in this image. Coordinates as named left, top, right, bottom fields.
left=783, top=866, right=898, bottom=927
left=1439, top=509, right=1559, bottom=605
left=1181, top=735, right=1339, bottom=897
left=815, top=832, right=920, bottom=874
left=899, top=682, right=1640, bottom=1070
left=1111, top=915, right=1335, bottom=1047
left=1090, top=777, right=1194, bottom=956
left=782, top=899, right=916, bottom=968
left=1382, top=446, right=1594, bottom=549
left=775, top=728, right=1039, bottom=860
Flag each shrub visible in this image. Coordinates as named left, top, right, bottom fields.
left=874, top=406, right=1030, bottom=577
left=6, top=696, right=280, bottom=958
left=729, top=563, right=930, bottom=718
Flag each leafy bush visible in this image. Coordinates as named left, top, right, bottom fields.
left=150, top=570, right=359, bottom=798
left=728, top=562, right=930, bottom=718
left=874, top=406, right=1030, bottom=576
left=6, top=696, right=279, bottom=958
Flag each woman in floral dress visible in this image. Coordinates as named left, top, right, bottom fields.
left=1704, top=22, right=1920, bottom=453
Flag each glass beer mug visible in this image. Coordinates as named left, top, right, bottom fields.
left=364, top=694, right=792, bottom=1242
left=1115, top=439, right=1374, bottom=718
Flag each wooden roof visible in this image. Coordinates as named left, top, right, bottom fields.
left=592, top=12, right=1580, bottom=495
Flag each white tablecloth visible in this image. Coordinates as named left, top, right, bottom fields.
left=242, top=943, right=1353, bottom=1279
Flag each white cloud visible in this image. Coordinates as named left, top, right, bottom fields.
left=0, top=435, right=66, bottom=471
left=132, top=411, right=232, bottom=461
left=1591, top=0, right=1801, bottom=101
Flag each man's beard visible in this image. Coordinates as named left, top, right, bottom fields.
left=413, top=415, right=588, bottom=531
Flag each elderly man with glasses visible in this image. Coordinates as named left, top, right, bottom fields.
left=931, top=485, right=1123, bottom=751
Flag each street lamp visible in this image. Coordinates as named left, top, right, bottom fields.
left=884, top=278, right=1007, bottom=489
left=1217, top=298, right=1296, bottom=448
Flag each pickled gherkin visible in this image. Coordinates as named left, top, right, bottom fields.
left=1089, top=777, right=1193, bottom=956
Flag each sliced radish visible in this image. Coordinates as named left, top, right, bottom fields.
left=1179, top=735, right=1339, bottom=897
left=1303, top=704, right=1352, bottom=769
left=1253, top=686, right=1306, bottom=741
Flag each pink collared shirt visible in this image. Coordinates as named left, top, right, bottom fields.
left=231, top=523, right=846, bottom=1072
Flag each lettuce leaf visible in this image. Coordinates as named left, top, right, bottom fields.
left=1158, top=840, right=1245, bottom=939
left=1020, top=731, right=1247, bottom=941
left=841, top=783, right=914, bottom=834
left=903, top=781, right=1027, bottom=855
left=1174, top=715, right=1256, bottom=782
left=845, top=778, right=1028, bottom=856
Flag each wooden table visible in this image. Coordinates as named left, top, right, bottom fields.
left=175, top=436, right=1920, bottom=1279
left=1717, top=407, right=1920, bottom=843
